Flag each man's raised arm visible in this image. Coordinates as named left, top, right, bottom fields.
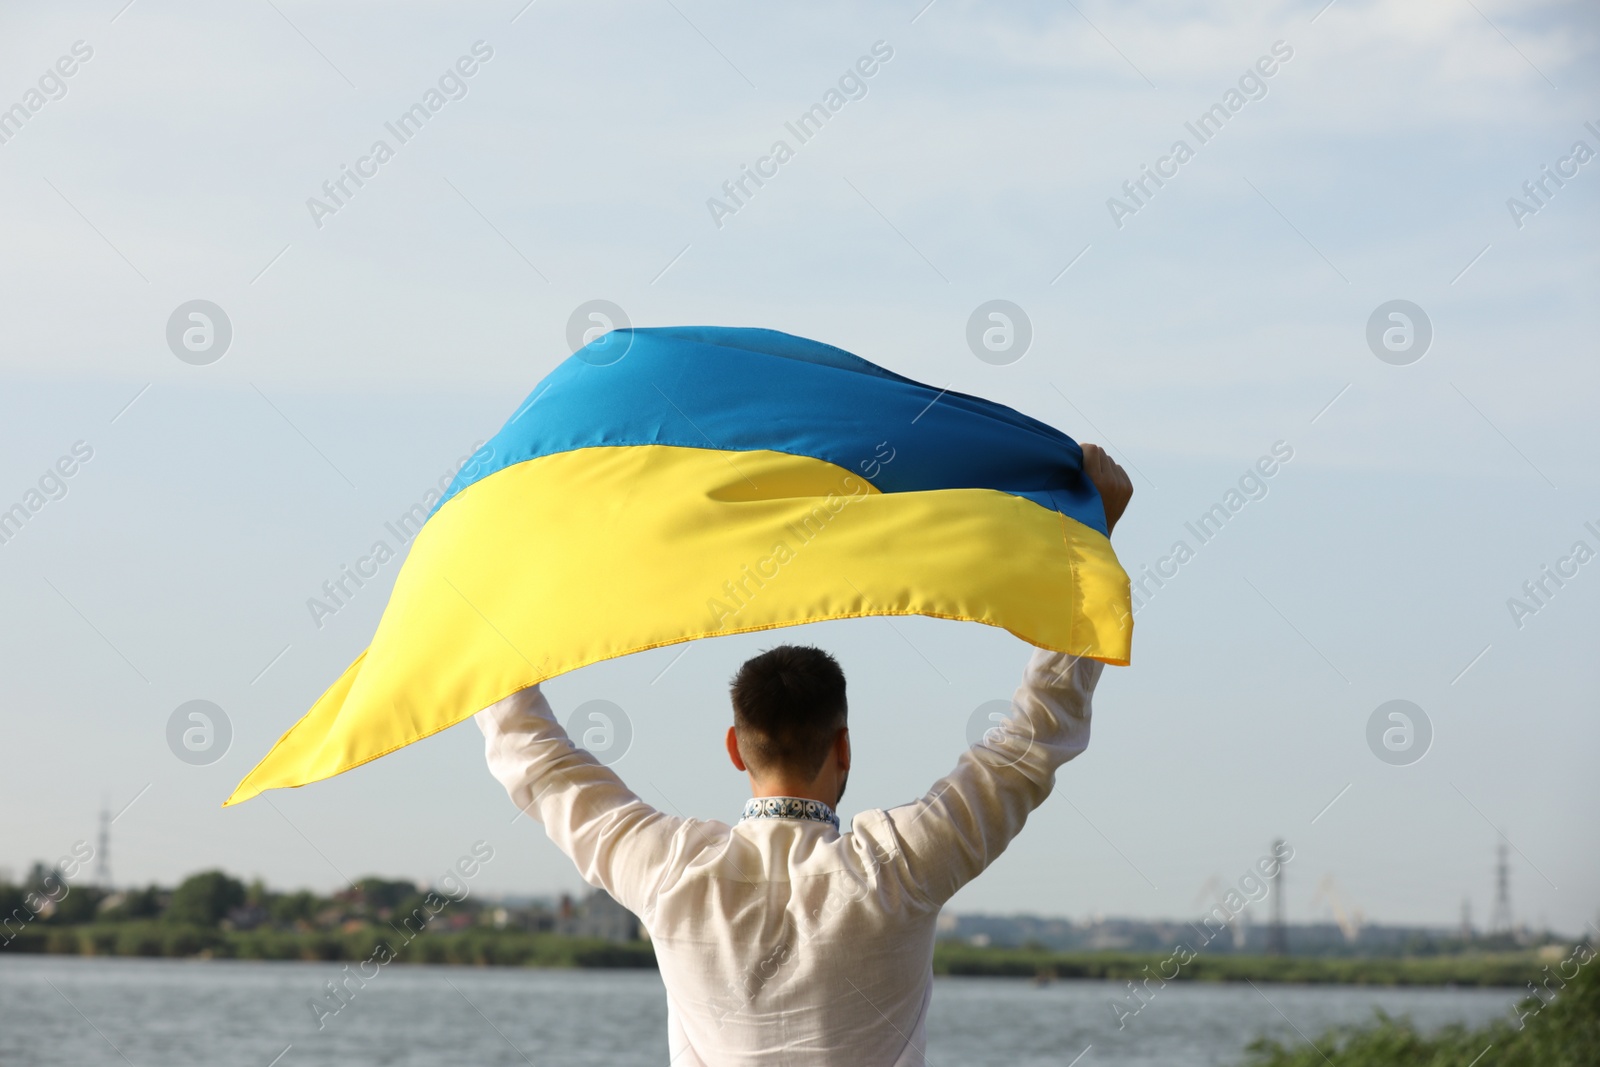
left=858, top=443, right=1131, bottom=907
left=863, top=648, right=1104, bottom=907
left=476, top=686, right=698, bottom=919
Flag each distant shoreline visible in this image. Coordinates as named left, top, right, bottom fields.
left=2, top=923, right=1547, bottom=987
left=931, top=943, right=1543, bottom=987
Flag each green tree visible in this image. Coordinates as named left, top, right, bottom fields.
left=0, top=882, right=30, bottom=927
left=349, top=877, right=418, bottom=915
left=24, top=862, right=63, bottom=900
left=166, top=871, right=245, bottom=927
left=391, top=892, right=440, bottom=936
left=46, top=884, right=103, bottom=924
left=269, top=889, right=320, bottom=926
left=106, top=885, right=165, bottom=920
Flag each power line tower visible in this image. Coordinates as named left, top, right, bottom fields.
left=1490, top=839, right=1512, bottom=935
left=1459, top=897, right=1473, bottom=943
left=1266, top=838, right=1288, bottom=956
left=95, top=801, right=112, bottom=889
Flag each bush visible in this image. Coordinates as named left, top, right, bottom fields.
left=45, top=929, right=84, bottom=955
left=117, top=923, right=166, bottom=957
left=84, top=927, right=120, bottom=956
left=1240, top=951, right=1599, bottom=1066
left=162, top=927, right=198, bottom=957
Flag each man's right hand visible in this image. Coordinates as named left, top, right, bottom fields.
left=1081, top=443, right=1132, bottom=537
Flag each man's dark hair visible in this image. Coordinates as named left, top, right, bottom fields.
left=730, top=645, right=847, bottom=780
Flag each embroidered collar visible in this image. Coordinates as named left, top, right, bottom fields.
left=740, top=796, right=840, bottom=831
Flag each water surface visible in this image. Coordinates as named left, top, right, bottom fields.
left=0, top=956, right=1516, bottom=1065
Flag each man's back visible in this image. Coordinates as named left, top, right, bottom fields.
left=477, top=648, right=1102, bottom=1066
left=655, top=816, right=939, bottom=1063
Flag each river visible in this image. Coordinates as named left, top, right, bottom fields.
left=0, top=955, right=1516, bottom=1065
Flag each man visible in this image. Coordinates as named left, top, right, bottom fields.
left=477, top=444, right=1133, bottom=1065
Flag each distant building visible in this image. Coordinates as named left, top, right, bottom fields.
left=221, top=904, right=269, bottom=931
left=932, top=910, right=1501, bottom=957
left=488, top=899, right=557, bottom=932
left=557, top=889, right=645, bottom=943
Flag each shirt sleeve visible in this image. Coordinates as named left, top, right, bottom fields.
left=475, top=686, right=706, bottom=920
left=859, top=648, right=1104, bottom=909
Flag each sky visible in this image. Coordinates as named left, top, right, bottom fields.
left=1, top=0, right=1596, bottom=936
